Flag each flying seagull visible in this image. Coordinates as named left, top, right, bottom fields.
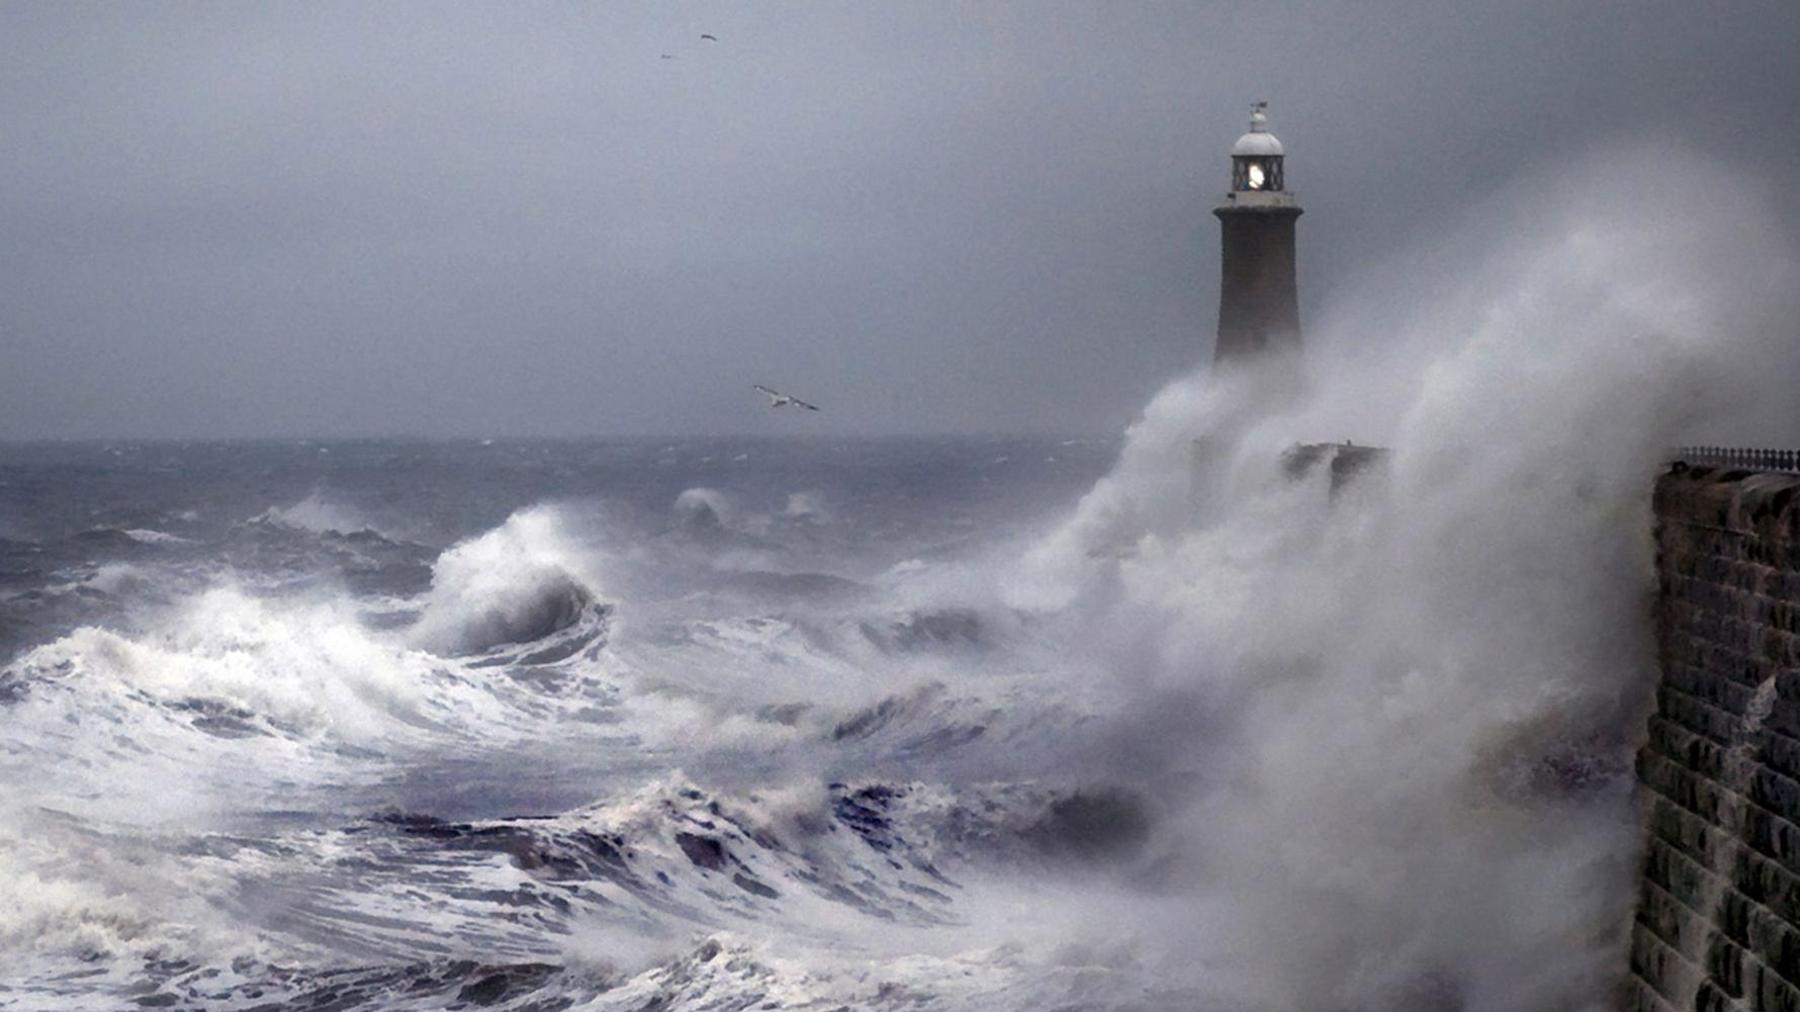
left=753, top=385, right=821, bottom=411
left=700, top=33, right=718, bottom=41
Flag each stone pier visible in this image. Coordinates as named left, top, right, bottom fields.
left=1627, top=459, right=1800, bottom=1011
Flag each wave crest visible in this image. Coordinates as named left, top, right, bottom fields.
left=409, top=507, right=609, bottom=657
left=6, top=587, right=436, bottom=740
left=252, top=491, right=377, bottom=536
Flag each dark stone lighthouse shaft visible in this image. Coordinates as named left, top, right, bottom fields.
left=1214, top=204, right=1302, bottom=362
left=1211, top=101, right=1303, bottom=366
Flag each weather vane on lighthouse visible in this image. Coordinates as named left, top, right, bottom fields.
left=1212, top=100, right=1302, bottom=366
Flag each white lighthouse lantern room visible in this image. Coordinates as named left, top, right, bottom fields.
left=1230, top=101, right=1285, bottom=192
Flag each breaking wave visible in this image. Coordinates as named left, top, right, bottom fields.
left=672, top=487, right=732, bottom=532
left=253, top=491, right=379, bottom=536
left=3, top=587, right=460, bottom=754
left=409, top=507, right=609, bottom=657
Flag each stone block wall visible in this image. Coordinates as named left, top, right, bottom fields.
left=1628, top=463, right=1800, bottom=1011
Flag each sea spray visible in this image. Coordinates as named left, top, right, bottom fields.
left=1009, top=146, right=1800, bottom=1009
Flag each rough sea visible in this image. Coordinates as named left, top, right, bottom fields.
left=8, top=150, right=1795, bottom=1012
left=0, top=436, right=1213, bottom=1011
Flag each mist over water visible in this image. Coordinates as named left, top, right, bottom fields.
left=2, top=148, right=1796, bottom=1010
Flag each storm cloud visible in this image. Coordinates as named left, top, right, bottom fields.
left=1, top=1, right=1796, bottom=438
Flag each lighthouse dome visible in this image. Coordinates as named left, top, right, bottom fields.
left=1231, top=130, right=1284, bottom=157
left=1230, top=102, right=1284, bottom=157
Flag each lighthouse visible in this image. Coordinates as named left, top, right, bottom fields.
left=1212, top=102, right=1302, bottom=365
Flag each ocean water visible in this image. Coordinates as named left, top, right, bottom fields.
left=0, top=437, right=1199, bottom=1011
left=7, top=150, right=1795, bottom=1012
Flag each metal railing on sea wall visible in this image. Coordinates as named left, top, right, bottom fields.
left=1672, top=446, right=1800, bottom=474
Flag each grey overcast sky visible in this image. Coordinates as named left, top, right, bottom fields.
left=1, top=1, right=1797, bottom=439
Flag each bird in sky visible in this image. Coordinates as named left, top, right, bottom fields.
left=753, top=385, right=821, bottom=412
left=660, top=53, right=675, bottom=60
left=700, top=33, right=718, bottom=41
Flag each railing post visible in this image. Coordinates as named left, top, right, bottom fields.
left=1672, top=446, right=1800, bottom=474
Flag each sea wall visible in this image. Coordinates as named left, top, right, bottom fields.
left=1627, top=462, right=1800, bottom=1011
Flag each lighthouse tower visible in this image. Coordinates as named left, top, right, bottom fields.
left=1212, top=102, right=1302, bottom=365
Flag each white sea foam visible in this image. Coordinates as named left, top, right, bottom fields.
left=11, top=587, right=441, bottom=742
left=781, top=491, right=830, bottom=522
left=39, top=561, right=153, bottom=598
left=122, top=529, right=191, bottom=545
left=0, top=853, right=158, bottom=962
left=0, top=806, right=254, bottom=987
